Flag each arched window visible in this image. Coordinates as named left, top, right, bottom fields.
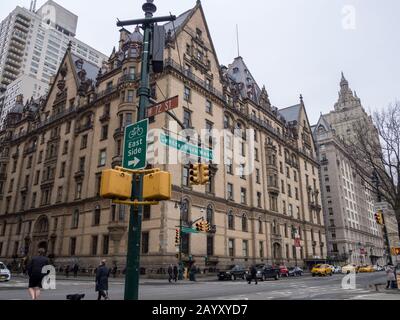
left=258, top=218, right=263, bottom=234
left=206, top=205, right=213, bottom=224
left=181, top=199, right=190, bottom=223
left=35, top=216, right=49, bottom=234
left=228, top=211, right=235, bottom=230
left=72, top=209, right=79, bottom=229
left=242, top=214, right=248, bottom=232
left=94, top=205, right=101, bottom=226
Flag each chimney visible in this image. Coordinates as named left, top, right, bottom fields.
left=119, top=28, right=130, bottom=50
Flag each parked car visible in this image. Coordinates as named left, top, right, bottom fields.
left=278, top=265, right=289, bottom=277
left=341, top=264, right=359, bottom=274
left=333, top=266, right=342, bottom=274
left=311, top=264, right=333, bottom=277
left=260, top=265, right=281, bottom=281
left=0, top=262, right=11, bottom=282
left=218, top=265, right=246, bottom=281
left=328, top=265, right=336, bottom=273
left=358, top=265, right=375, bottom=273
left=288, top=267, right=303, bottom=277
left=376, top=266, right=384, bottom=272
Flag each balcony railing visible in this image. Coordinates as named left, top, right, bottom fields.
left=118, top=73, right=140, bottom=84
left=164, top=58, right=225, bottom=101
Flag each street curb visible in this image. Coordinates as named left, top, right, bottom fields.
left=371, top=283, right=400, bottom=294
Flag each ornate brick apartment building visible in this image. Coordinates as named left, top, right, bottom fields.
left=0, top=2, right=326, bottom=272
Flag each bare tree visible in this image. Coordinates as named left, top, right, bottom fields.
left=347, top=102, right=400, bottom=235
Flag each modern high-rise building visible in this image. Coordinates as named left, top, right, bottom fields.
left=0, top=1, right=327, bottom=272
left=313, top=74, right=387, bottom=266
left=0, top=0, right=107, bottom=127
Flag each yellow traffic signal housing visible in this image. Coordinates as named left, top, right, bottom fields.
left=190, top=164, right=201, bottom=185
left=200, top=164, right=210, bottom=185
left=143, top=171, right=172, bottom=201
left=100, top=169, right=132, bottom=200
left=196, top=222, right=202, bottom=232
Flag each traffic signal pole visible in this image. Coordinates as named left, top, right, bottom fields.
left=116, top=0, right=175, bottom=301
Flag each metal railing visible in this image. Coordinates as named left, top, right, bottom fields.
left=164, top=58, right=225, bottom=101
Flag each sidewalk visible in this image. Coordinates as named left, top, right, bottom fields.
left=11, top=274, right=219, bottom=284
left=371, top=283, right=400, bottom=294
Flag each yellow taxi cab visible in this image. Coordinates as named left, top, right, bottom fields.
left=358, top=265, right=375, bottom=273
left=311, top=264, right=333, bottom=277
left=341, top=264, right=359, bottom=274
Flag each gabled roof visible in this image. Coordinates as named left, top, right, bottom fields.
left=164, top=8, right=193, bottom=36
left=71, top=53, right=99, bottom=84
left=226, top=56, right=262, bottom=104
left=163, top=1, right=222, bottom=75
left=279, top=104, right=301, bottom=123
left=313, top=114, right=332, bottom=134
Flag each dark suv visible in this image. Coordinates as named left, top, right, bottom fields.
left=255, top=265, right=280, bottom=281
left=218, top=265, right=247, bottom=281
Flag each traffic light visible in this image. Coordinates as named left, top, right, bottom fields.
left=100, top=169, right=132, bottom=200
left=202, top=220, right=211, bottom=232
left=190, top=164, right=201, bottom=185
left=175, top=229, right=180, bottom=246
left=375, top=211, right=384, bottom=225
left=200, top=164, right=210, bottom=185
left=143, top=171, right=172, bottom=201
left=195, top=221, right=202, bottom=232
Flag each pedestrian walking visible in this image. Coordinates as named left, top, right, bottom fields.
left=96, top=260, right=110, bottom=300
left=248, top=265, right=258, bottom=285
left=111, top=265, right=118, bottom=278
left=386, top=264, right=397, bottom=289
left=173, top=265, right=178, bottom=282
left=189, top=264, right=197, bottom=282
left=65, top=265, right=70, bottom=278
left=73, top=264, right=79, bottom=278
left=168, top=265, right=174, bottom=283
left=27, top=248, right=50, bottom=300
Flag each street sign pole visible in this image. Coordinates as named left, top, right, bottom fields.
left=118, top=0, right=175, bottom=301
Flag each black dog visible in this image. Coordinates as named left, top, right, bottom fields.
left=66, top=294, right=85, bottom=301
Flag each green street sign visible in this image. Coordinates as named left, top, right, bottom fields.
left=123, top=119, right=149, bottom=170
left=160, top=133, right=213, bottom=161
left=181, top=227, right=199, bottom=234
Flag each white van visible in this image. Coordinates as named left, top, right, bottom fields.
left=0, top=262, right=11, bottom=282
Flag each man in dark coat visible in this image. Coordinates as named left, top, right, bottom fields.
left=73, top=264, right=79, bottom=278
left=173, top=265, right=178, bottom=282
left=65, top=265, right=70, bottom=278
left=27, top=248, right=50, bottom=300
left=248, top=265, right=258, bottom=285
left=168, top=265, right=174, bottom=283
left=96, top=260, right=110, bottom=300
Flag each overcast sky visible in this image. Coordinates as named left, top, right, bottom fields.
left=2, top=0, right=399, bottom=124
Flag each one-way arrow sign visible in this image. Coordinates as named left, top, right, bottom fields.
left=123, top=119, right=148, bottom=170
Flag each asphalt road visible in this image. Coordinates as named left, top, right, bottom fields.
left=0, top=272, right=398, bottom=300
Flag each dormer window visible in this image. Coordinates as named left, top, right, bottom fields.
left=196, top=28, right=202, bottom=39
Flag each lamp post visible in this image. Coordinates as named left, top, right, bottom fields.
left=116, top=0, right=176, bottom=300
